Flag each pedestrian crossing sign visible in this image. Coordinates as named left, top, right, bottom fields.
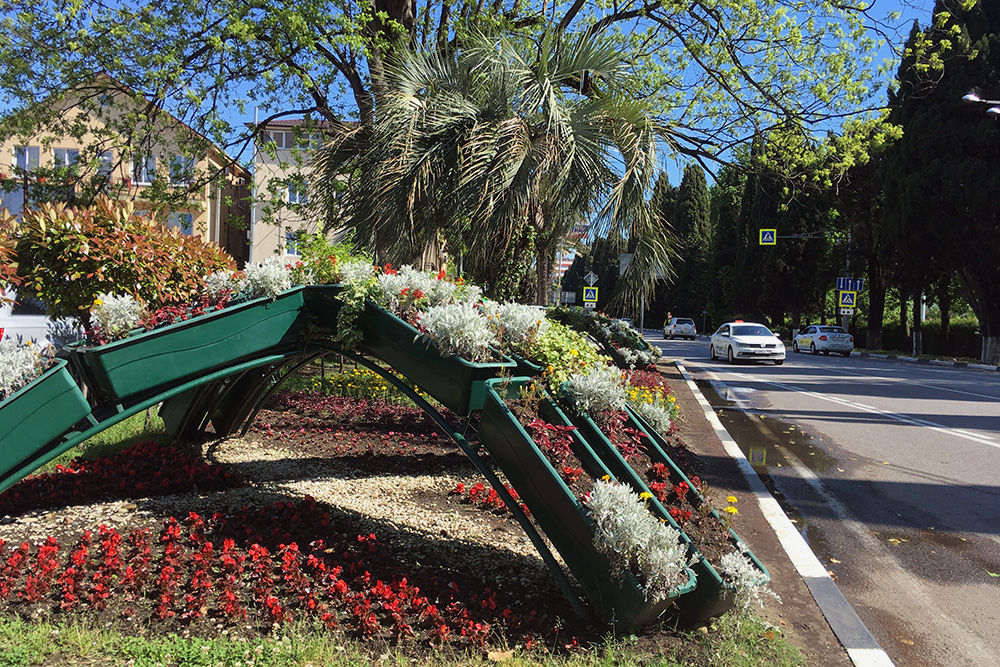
left=759, top=229, right=777, bottom=246
left=583, top=286, right=598, bottom=302
left=839, top=290, right=857, bottom=307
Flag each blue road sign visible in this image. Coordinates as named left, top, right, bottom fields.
left=837, top=277, right=864, bottom=291
left=839, top=290, right=857, bottom=307
left=759, top=229, right=777, bottom=245
left=583, top=286, right=598, bottom=302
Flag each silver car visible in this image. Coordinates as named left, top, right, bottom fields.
left=792, top=325, right=854, bottom=357
left=709, top=322, right=785, bottom=365
left=663, top=317, right=697, bottom=340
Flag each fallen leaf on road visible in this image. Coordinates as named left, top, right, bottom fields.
left=987, top=570, right=999, bottom=578
left=900, top=639, right=914, bottom=645
left=487, top=650, right=515, bottom=662
left=888, top=538, right=908, bottom=545
left=827, top=570, right=838, bottom=581
left=830, top=558, right=841, bottom=563
left=882, top=461, right=890, bottom=465
left=837, top=468, right=845, bottom=472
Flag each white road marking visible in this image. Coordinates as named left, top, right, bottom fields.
left=724, top=371, right=999, bottom=448
left=675, top=362, right=896, bottom=666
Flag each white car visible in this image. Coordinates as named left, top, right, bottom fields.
left=663, top=317, right=697, bottom=340
left=709, top=321, right=785, bottom=365
left=1, top=288, right=81, bottom=348
left=792, top=324, right=854, bottom=357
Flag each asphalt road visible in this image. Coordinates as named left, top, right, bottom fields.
left=647, top=333, right=1000, bottom=667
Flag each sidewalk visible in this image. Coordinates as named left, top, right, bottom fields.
left=657, top=360, right=892, bottom=667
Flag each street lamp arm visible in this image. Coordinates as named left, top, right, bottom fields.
left=963, top=91, right=1000, bottom=105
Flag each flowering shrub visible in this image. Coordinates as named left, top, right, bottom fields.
left=584, top=478, right=691, bottom=602
left=526, top=320, right=611, bottom=391
left=548, top=306, right=661, bottom=369
left=9, top=198, right=234, bottom=329
left=0, top=338, right=51, bottom=401
left=624, top=369, right=680, bottom=435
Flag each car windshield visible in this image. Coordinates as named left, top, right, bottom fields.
left=677, top=319, right=694, bottom=325
left=819, top=326, right=847, bottom=334
left=732, top=325, right=772, bottom=337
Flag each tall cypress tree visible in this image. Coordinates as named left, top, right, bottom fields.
left=883, top=0, right=1000, bottom=363
left=671, top=164, right=712, bottom=317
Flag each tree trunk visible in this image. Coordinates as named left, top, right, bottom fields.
left=937, top=279, right=952, bottom=352
left=911, top=289, right=922, bottom=357
left=866, top=269, right=886, bottom=351
left=982, top=337, right=1000, bottom=366
left=899, top=293, right=909, bottom=338
left=536, top=248, right=555, bottom=307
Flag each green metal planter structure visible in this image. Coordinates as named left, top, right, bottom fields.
left=358, top=301, right=516, bottom=416
left=477, top=378, right=696, bottom=630
left=0, top=285, right=768, bottom=629
left=567, top=406, right=769, bottom=622
left=0, top=359, right=92, bottom=482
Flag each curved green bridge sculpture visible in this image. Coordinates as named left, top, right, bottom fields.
left=0, top=284, right=766, bottom=629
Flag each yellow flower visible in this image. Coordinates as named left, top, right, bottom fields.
left=93, top=298, right=103, bottom=306
left=601, top=475, right=611, bottom=481
left=724, top=506, right=738, bottom=515
left=639, top=492, right=652, bottom=500
left=726, top=496, right=738, bottom=504
left=570, top=349, right=578, bottom=356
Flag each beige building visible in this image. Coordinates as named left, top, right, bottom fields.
left=0, top=76, right=250, bottom=266
left=250, top=119, right=328, bottom=262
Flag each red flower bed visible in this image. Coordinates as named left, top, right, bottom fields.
left=0, top=442, right=241, bottom=515
left=0, top=497, right=568, bottom=648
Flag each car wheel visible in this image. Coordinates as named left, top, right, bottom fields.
left=810, top=342, right=818, bottom=355
left=774, top=359, right=784, bottom=365
left=842, top=351, right=851, bottom=357
left=727, top=346, right=735, bottom=364
left=710, top=344, right=718, bottom=360
left=792, top=341, right=799, bottom=353
left=689, top=336, right=695, bottom=341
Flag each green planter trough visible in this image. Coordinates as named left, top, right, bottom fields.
left=477, top=378, right=695, bottom=629
left=359, top=302, right=516, bottom=416
left=302, top=284, right=344, bottom=334
left=570, top=406, right=769, bottom=622
left=0, top=359, right=91, bottom=475
left=74, top=287, right=308, bottom=401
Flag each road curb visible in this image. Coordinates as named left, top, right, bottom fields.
left=674, top=361, right=895, bottom=667
left=854, top=351, right=999, bottom=372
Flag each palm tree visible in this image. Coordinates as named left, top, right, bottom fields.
left=313, top=27, right=676, bottom=309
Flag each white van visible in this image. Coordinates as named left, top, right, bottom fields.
left=0, top=288, right=82, bottom=347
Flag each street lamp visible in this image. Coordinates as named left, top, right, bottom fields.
left=962, top=91, right=1000, bottom=116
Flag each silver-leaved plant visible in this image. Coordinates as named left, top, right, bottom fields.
left=239, top=256, right=292, bottom=300
left=417, top=302, right=497, bottom=362
left=564, top=363, right=628, bottom=415
left=0, top=338, right=49, bottom=401
left=91, top=292, right=145, bottom=340
left=586, top=478, right=692, bottom=602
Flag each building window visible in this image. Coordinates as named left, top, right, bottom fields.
left=14, top=146, right=40, bottom=173
left=166, top=212, right=194, bottom=235
left=133, top=156, right=156, bottom=185
left=284, top=230, right=300, bottom=255
left=97, top=151, right=113, bottom=176
left=169, top=155, right=194, bottom=185
left=287, top=180, right=308, bottom=205
left=53, top=148, right=80, bottom=167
